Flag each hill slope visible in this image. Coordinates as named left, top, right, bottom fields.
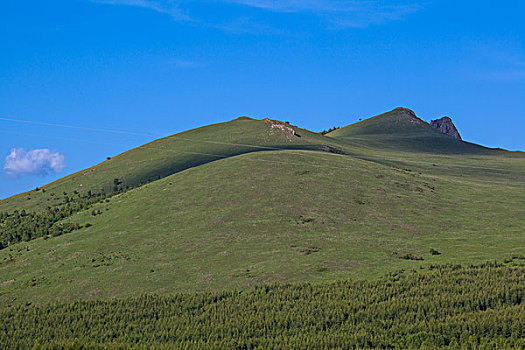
left=0, top=109, right=524, bottom=306
left=328, top=107, right=495, bottom=154
left=1, top=149, right=523, bottom=305
left=0, top=117, right=351, bottom=213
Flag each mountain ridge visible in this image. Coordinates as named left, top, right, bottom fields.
left=0, top=107, right=524, bottom=307
left=0, top=117, right=350, bottom=211
left=326, top=107, right=503, bottom=155
left=1, top=108, right=521, bottom=210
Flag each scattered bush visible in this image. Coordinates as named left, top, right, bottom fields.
left=430, top=248, right=441, bottom=255
left=399, top=253, right=424, bottom=261
left=50, top=223, right=80, bottom=237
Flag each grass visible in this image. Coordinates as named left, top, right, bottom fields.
left=328, top=107, right=496, bottom=154
left=1, top=148, right=523, bottom=306
left=0, top=107, right=523, bottom=307
left=0, top=117, right=351, bottom=213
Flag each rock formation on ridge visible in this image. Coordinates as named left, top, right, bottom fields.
left=430, top=117, right=462, bottom=140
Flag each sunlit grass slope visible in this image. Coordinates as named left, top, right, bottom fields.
left=1, top=149, right=523, bottom=305
left=0, top=117, right=350, bottom=212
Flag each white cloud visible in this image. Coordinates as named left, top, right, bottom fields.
left=3, top=148, right=66, bottom=177
left=225, top=0, right=425, bottom=28
left=92, top=0, right=425, bottom=29
left=92, top=0, right=191, bottom=21
left=227, top=0, right=420, bottom=15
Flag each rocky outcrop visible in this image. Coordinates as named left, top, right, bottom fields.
left=430, top=117, right=462, bottom=140
left=263, top=118, right=299, bottom=140
left=270, top=123, right=296, bottom=136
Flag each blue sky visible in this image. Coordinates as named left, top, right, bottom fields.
left=1, top=0, right=524, bottom=199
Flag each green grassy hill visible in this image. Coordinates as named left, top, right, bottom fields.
left=1, top=106, right=524, bottom=305
left=1, top=107, right=524, bottom=348
left=328, top=107, right=497, bottom=154
left=0, top=117, right=351, bottom=213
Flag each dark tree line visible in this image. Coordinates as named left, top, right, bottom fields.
left=320, top=126, right=341, bottom=135
left=0, top=179, right=136, bottom=249
left=1, top=259, right=524, bottom=349
left=0, top=191, right=108, bottom=249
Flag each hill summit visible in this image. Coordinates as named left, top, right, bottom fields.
left=325, top=107, right=491, bottom=154
left=328, top=107, right=429, bottom=136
